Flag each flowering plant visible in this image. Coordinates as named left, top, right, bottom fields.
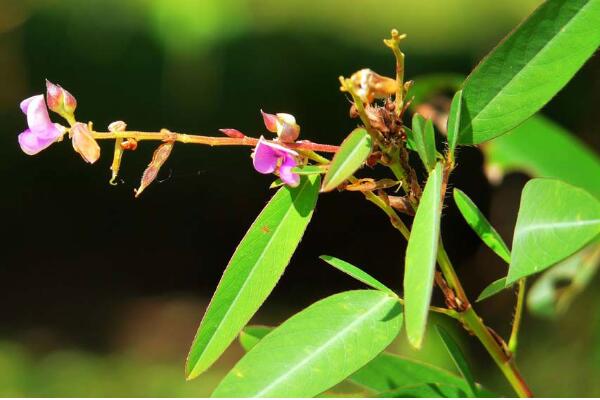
left=19, top=0, right=600, bottom=397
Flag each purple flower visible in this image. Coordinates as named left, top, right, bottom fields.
left=18, top=95, right=64, bottom=155
left=252, top=137, right=300, bottom=187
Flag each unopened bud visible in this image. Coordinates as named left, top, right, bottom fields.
left=71, top=123, right=100, bottom=164
left=260, top=110, right=300, bottom=143
left=219, top=128, right=246, bottom=138
left=45, top=79, right=77, bottom=120
left=135, top=141, right=174, bottom=197
left=108, top=120, right=127, bottom=132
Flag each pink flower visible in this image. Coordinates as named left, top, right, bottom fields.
left=252, top=137, right=300, bottom=187
left=260, top=110, right=300, bottom=143
left=18, top=95, right=65, bottom=155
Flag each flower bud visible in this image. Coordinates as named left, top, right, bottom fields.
left=46, top=79, right=77, bottom=120
left=219, top=128, right=246, bottom=138
left=108, top=120, right=127, bottom=132
left=71, top=122, right=100, bottom=164
left=260, top=110, right=300, bottom=143
left=349, top=69, right=398, bottom=104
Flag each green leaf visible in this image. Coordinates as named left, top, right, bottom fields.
left=446, top=90, right=463, bottom=160
left=321, top=128, right=373, bottom=192
left=238, top=325, right=272, bottom=352
left=476, top=278, right=510, bottom=303
left=185, top=175, right=320, bottom=379
left=378, top=384, right=469, bottom=398
left=527, top=242, right=600, bottom=318
left=458, top=0, right=600, bottom=144
left=482, top=115, right=600, bottom=198
left=506, top=178, right=600, bottom=285
left=319, top=255, right=396, bottom=296
left=291, top=165, right=328, bottom=175
left=404, top=162, right=444, bottom=349
left=411, top=114, right=437, bottom=171
left=349, top=353, right=476, bottom=395
left=212, top=290, right=403, bottom=398
left=453, top=188, right=511, bottom=263
left=435, top=325, right=478, bottom=397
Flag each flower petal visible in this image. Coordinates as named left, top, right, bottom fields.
left=20, top=95, right=42, bottom=114
left=26, top=95, right=55, bottom=135
left=279, top=154, right=300, bottom=187
left=252, top=137, right=279, bottom=174
left=71, top=123, right=100, bottom=163
left=260, top=110, right=278, bottom=133
left=18, top=128, right=57, bottom=155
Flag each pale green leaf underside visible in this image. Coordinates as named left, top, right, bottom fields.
left=446, top=90, right=463, bottom=158
left=482, top=115, right=600, bottom=198
left=458, top=0, right=600, bottom=144
left=212, top=290, right=403, bottom=398
left=453, top=188, right=511, bottom=263
left=238, top=325, right=272, bottom=352
left=186, top=175, right=320, bottom=379
left=319, top=255, right=396, bottom=296
left=321, top=128, right=373, bottom=192
left=411, top=114, right=437, bottom=172
left=404, top=162, right=444, bottom=348
left=507, top=178, right=600, bottom=285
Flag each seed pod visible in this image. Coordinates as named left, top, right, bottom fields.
left=135, top=141, right=174, bottom=197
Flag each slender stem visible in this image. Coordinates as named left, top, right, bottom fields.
left=509, top=278, right=526, bottom=355
left=90, top=130, right=340, bottom=153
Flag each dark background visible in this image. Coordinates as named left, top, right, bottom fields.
left=1, top=0, right=599, bottom=396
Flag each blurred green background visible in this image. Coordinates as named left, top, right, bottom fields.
left=1, top=0, right=599, bottom=396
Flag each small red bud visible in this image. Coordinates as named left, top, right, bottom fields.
left=219, top=128, right=246, bottom=138
left=45, top=79, right=77, bottom=119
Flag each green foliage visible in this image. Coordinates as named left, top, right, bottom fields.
left=291, top=165, right=328, bottom=175
left=436, top=325, right=478, bottom=397
left=527, top=243, right=600, bottom=318
left=507, top=178, right=600, bottom=285
left=319, top=255, right=396, bottom=296
left=404, top=163, right=444, bottom=349
left=186, top=175, right=320, bottom=379
left=476, top=278, right=509, bottom=303
left=483, top=115, right=600, bottom=198
left=458, top=0, right=600, bottom=144
left=321, top=128, right=373, bottom=192
left=453, top=188, right=511, bottom=263
left=212, top=290, right=403, bottom=397
left=446, top=90, right=463, bottom=160
left=238, top=326, right=272, bottom=352
left=411, top=114, right=437, bottom=172
left=350, top=352, right=485, bottom=397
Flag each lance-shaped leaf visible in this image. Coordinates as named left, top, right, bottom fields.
left=436, top=325, right=478, bottom=397
left=321, top=128, right=373, bottom=192
left=404, top=162, right=444, bottom=349
left=453, top=188, right=511, bottom=263
left=320, top=255, right=396, bottom=296
left=411, top=114, right=437, bottom=172
left=378, top=384, right=469, bottom=398
left=291, top=165, right=328, bottom=175
left=186, top=175, right=320, bottom=379
left=349, top=352, right=482, bottom=396
left=527, top=242, right=600, bottom=318
left=506, top=178, right=600, bottom=285
left=212, top=290, right=403, bottom=397
left=457, top=0, right=600, bottom=145
left=482, top=115, right=600, bottom=198
left=238, top=325, right=272, bottom=352
left=476, top=278, right=509, bottom=303
left=446, top=90, right=463, bottom=161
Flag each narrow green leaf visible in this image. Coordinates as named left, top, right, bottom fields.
left=378, top=384, right=468, bottom=398
left=506, top=178, right=600, bottom=285
left=446, top=90, right=463, bottom=159
left=186, top=175, right=320, bottom=379
left=403, top=127, right=417, bottom=152
left=319, top=255, right=396, bottom=296
left=239, top=325, right=272, bottom=352
left=458, top=0, right=600, bottom=144
left=321, top=128, right=373, bottom=192
left=212, top=290, right=403, bottom=398
left=404, top=162, right=444, bottom=349
left=476, top=278, right=509, bottom=303
left=453, top=188, right=511, bottom=263
left=411, top=114, right=437, bottom=171
left=527, top=242, right=600, bottom=318
left=436, top=325, right=478, bottom=397
left=291, top=165, right=328, bottom=175
left=482, top=115, right=600, bottom=198
left=349, top=353, right=476, bottom=395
